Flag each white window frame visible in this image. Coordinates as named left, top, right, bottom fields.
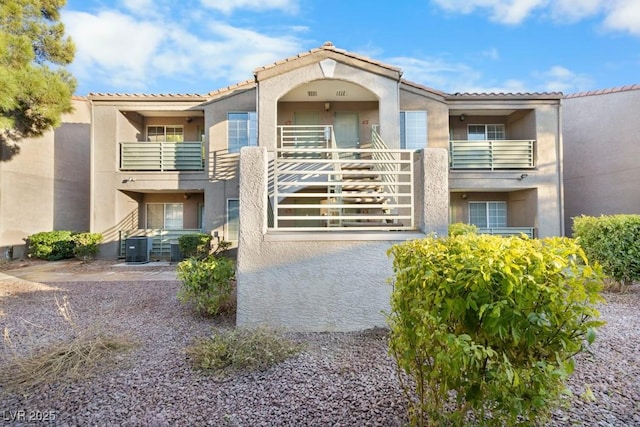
left=228, top=112, right=257, bottom=153
left=146, top=203, right=183, bottom=230
left=467, top=124, right=505, bottom=141
left=146, top=125, right=184, bottom=142
left=400, top=111, right=428, bottom=150
left=468, top=201, right=507, bottom=228
left=227, top=199, right=240, bottom=241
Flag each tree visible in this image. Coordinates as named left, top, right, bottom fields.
left=0, top=0, right=76, bottom=158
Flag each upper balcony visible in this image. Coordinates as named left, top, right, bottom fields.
left=119, top=141, right=204, bottom=171
left=449, top=139, right=535, bottom=170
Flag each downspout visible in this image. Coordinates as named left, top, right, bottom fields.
left=557, top=97, right=565, bottom=236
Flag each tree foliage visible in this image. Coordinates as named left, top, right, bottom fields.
left=0, top=0, right=76, bottom=153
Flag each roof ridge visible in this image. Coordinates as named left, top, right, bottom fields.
left=565, top=84, right=640, bottom=98
left=253, top=41, right=402, bottom=75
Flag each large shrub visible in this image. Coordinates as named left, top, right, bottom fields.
left=73, top=232, right=103, bottom=262
left=177, top=256, right=235, bottom=315
left=178, top=233, right=212, bottom=259
left=448, top=222, right=478, bottom=237
left=573, top=214, right=640, bottom=287
left=387, top=234, right=604, bottom=426
left=27, top=231, right=76, bottom=261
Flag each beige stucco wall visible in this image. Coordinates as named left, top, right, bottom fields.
left=91, top=100, right=213, bottom=257
left=0, top=99, right=91, bottom=258
left=257, top=59, right=401, bottom=150
left=236, top=146, right=448, bottom=332
left=563, top=88, right=640, bottom=234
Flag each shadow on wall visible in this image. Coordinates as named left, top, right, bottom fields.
left=209, top=149, right=240, bottom=181
left=1, top=137, right=20, bottom=162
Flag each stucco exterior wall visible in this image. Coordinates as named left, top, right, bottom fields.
left=447, top=101, right=562, bottom=237
left=0, top=98, right=91, bottom=258
left=257, top=59, right=401, bottom=150
left=563, top=88, right=640, bottom=234
left=236, top=146, right=448, bottom=332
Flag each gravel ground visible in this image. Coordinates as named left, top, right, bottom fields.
left=0, top=267, right=639, bottom=426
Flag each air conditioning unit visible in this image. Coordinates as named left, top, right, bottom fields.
left=170, top=242, right=183, bottom=263
left=125, top=237, right=152, bottom=264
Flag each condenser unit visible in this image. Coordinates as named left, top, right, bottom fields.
left=125, top=236, right=152, bottom=264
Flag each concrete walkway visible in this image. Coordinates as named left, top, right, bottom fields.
left=0, top=260, right=178, bottom=283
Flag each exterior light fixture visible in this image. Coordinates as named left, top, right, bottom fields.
left=324, top=102, right=331, bottom=112
left=460, top=114, right=466, bottom=121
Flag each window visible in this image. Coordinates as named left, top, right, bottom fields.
left=228, top=112, right=257, bottom=153
left=227, top=199, right=240, bottom=241
left=146, top=203, right=183, bottom=229
left=467, top=124, right=505, bottom=141
left=469, top=201, right=507, bottom=228
left=147, top=126, right=184, bottom=142
left=400, top=111, right=427, bottom=150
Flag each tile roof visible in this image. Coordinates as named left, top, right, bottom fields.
left=87, top=93, right=208, bottom=101
left=206, top=79, right=256, bottom=98
left=565, top=84, right=640, bottom=99
left=447, top=91, right=563, bottom=98
left=253, top=41, right=402, bottom=75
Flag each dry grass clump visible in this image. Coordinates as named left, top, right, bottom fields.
left=1, top=296, right=135, bottom=393
left=186, top=327, right=302, bottom=377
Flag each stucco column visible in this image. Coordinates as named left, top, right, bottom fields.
left=422, top=147, right=449, bottom=237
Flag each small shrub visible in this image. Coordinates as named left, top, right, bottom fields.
left=186, top=327, right=302, bottom=376
left=73, top=232, right=103, bottom=262
left=573, top=214, right=640, bottom=288
left=387, top=234, right=604, bottom=426
left=27, top=231, right=76, bottom=261
left=178, top=233, right=212, bottom=259
left=177, top=256, right=235, bottom=315
left=448, top=222, right=479, bottom=236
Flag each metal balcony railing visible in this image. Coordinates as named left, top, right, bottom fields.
left=120, top=141, right=204, bottom=171
left=271, top=125, right=415, bottom=232
left=450, top=140, right=535, bottom=170
left=478, top=227, right=535, bottom=238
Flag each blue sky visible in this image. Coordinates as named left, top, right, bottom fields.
left=61, top=0, right=640, bottom=96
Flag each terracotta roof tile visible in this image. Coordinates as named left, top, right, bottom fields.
left=566, top=84, right=640, bottom=98
left=206, top=79, right=256, bottom=98
left=253, top=41, right=402, bottom=75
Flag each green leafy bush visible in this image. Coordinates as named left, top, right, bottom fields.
left=177, top=256, right=235, bottom=315
left=387, top=234, right=604, bottom=426
left=73, top=232, right=103, bottom=262
left=186, top=327, right=301, bottom=376
left=178, top=233, right=212, bottom=259
left=448, top=222, right=479, bottom=236
left=573, top=214, right=640, bottom=287
left=27, top=231, right=76, bottom=261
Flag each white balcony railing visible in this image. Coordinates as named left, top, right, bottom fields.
left=478, top=227, right=535, bottom=238
left=271, top=126, right=415, bottom=232
left=120, top=141, right=204, bottom=171
left=450, top=140, right=534, bottom=170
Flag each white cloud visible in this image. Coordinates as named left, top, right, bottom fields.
left=62, top=10, right=166, bottom=90
left=534, top=66, right=594, bottom=93
left=62, top=7, right=306, bottom=93
left=430, top=0, right=547, bottom=25
left=388, top=53, right=595, bottom=94
left=482, top=48, right=500, bottom=60
left=200, top=0, right=298, bottom=14
left=430, top=0, right=640, bottom=35
left=387, top=56, right=487, bottom=92
left=603, top=0, right=640, bottom=36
